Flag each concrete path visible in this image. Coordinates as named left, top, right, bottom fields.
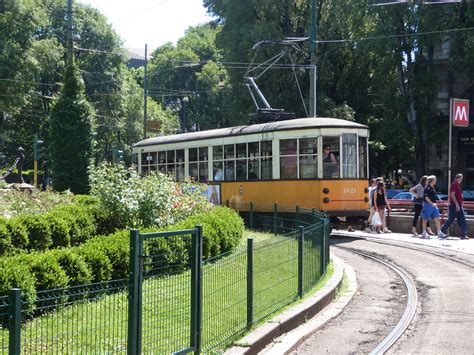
left=332, top=228, right=474, bottom=255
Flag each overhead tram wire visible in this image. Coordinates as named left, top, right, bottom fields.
left=316, top=26, right=474, bottom=44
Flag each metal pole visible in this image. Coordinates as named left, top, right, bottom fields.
left=246, top=238, right=254, bottom=330
left=9, top=288, right=21, bottom=355
left=127, top=230, right=140, bottom=355
left=34, top=160, right=38, bottom=188
left=309, top=0, right=317, bottom=117
left=143, top=44, right=148, bottom=140
left=195, top=225, right=203, bottom=354
left=67, top=0, right=73, bottom=64
left=448, top=98, right=453, bottom=201
left=298, top=226, right=304, bottom=298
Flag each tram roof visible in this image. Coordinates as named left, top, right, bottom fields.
left=133, top=117, right=368, bottom=148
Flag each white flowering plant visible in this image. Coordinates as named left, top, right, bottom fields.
left=89, top=163, right=212, bottom=229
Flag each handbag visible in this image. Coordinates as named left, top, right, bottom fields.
left=371, top=211, right=382, bottom=226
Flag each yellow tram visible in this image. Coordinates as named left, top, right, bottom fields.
left=132, top=117, right=370, bottom=219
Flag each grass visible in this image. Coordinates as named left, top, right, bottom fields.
left=0, top=229, right=329, bottom=354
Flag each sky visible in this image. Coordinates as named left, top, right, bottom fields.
left=78, top=0, right=214, bottom=52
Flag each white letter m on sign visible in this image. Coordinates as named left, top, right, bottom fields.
left=455, top=105, right=468, bottom=122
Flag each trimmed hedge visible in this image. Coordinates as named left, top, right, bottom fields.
left=0, top=206, right=243, bottom=315
left=0, top=203, right=101, bottom=256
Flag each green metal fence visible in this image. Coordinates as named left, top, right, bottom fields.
left=0, top=202, right=330, bottom=354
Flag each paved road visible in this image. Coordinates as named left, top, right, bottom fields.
left=292, top=237, right=474, bottom=354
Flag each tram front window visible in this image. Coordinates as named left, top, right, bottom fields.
left=323, top=137, right=340, bottom=179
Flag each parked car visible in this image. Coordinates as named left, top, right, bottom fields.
left=386, top=189, right=405, bottom=199
left=391, top=192, right=414, bottom=200
left=391, top=192, right=448, bottom=201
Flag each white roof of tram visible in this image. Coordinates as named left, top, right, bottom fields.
left=133, top=117, right=368, bottom=148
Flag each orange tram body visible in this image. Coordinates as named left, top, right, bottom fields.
left=133, top=117, right=370, bottom=220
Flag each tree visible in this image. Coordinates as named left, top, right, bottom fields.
left=49, top=62, right=94, bottom=194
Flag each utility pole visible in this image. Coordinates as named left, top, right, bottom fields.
left=143, top=44, right=148, bottom=139
left=309, top=0, right=317, bottom=117
left=67, top=0, right=73, bottom=64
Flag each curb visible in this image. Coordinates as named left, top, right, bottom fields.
left=225, top=252, right=352, bottom=355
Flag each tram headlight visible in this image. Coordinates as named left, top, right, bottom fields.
left=322, top=188, right=330, bottom=194
left=323, top=197, right=330, bottom=203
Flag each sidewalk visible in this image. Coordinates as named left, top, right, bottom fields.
left=331, top=229, right=474, bottom=255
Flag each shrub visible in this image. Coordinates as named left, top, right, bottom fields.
left=87, top=231, right=129, bottom=280
left=52, top=205, right=96, bottom=246
left=0, top=256, right=36, bottom=316
left=74, top=245, right=112, bottom=282
left=52, top=249, right=93, bottom=287
left=20, top=215, right=52, bottom=251
left=23, top=253, right=68, bottom=291
left=6, top=218, right=29, bottom=249
left=0, top=221, right=12, bottom=255
left=45, top=213, right=71, bottom=248
left=89, top=163, right=211, bottom=229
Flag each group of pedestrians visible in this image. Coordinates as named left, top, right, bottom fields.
left=410, top=173, right=468, bottom=239
left=366, top=173, right=468, bottom=240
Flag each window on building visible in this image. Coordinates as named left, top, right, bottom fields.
left=342, top=134, right=357, bottom=178
left=358, top=137, right=367, bottom=179
left=323, top=137, right=340, bottom=178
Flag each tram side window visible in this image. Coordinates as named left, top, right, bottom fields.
left=224, top=144, right=235, bottom=180
left=248, top=142, right=260, bottom=180
left=299, top=138, right=318, bottom=179
left=280, top=139, right=298, bottom=179
left=322, top=137, right=340, bottom=178
left=141, top=152, right=156, bottom=174
left=342, top=134, right=357, bottom=178
left=189, top=147, right=208, bottom=181
left=358, top=137, right=367, bottom=179
left=261, top=141, right=272, bottom=179
left=213, top=146, right=224, bottom=181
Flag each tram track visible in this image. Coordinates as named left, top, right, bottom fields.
left=332, top=233, right=474, bottom=269
left=334, top=246, right=418, bottom=355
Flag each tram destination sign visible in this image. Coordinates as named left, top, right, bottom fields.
left=458, top=130, right=474, bottom=153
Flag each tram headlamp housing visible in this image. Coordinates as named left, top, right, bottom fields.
left=323, top=197, right=330, bottom=203
left=322, top=188, right=330, bottom=194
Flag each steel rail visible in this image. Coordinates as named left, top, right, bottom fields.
left=335, top=246, right=418, bottom=355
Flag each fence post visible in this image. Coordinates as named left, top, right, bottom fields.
left=321, top=223, right=326, bottom=275
left=9, top=288, right=21, bottom=355
left=273, top=203, right=278, bottom=235
left=191, top=225, right=203, bottom=355
left=298, top=226, right=304, bottom=298
left=226, top=199, right=230, bottom=207
left=246, top=238, right=254, bottom=330
left=312, top=208, right=317, bottom=225
left=128, top=229, right=141, bottom=355
left=249, top=202, right=254, bottom=230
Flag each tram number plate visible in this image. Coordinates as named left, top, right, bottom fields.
left=343, top=188, right=356, bottom=194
